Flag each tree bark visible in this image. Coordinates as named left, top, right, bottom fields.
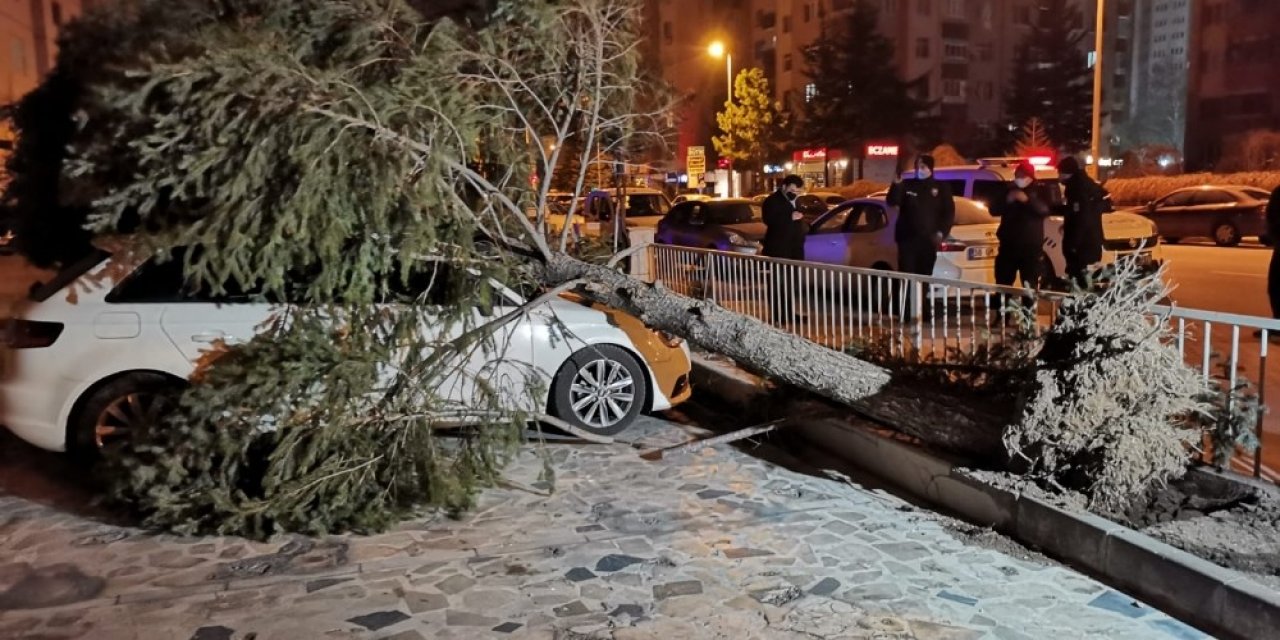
left=542, top=254, right=1010, bottom=459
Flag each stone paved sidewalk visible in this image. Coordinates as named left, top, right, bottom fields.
left=0, top=417, right=1211, bottom=639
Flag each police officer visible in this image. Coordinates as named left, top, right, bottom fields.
left=887, top=154, right=955, bottom=277
left=762, top=174, right=806, bottom=321
left=994, top=162, right=1052, bottom=311
left=1056, top=156, right=1106, bottom=288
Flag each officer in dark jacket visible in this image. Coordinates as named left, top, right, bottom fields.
left=1266, top=185, right=1280, bottom=321
left=887, top=154, right=955, bottom=276
left=762, top=174, right=807, bottom=321
left=1056, top=156, right=1106, bottom=287
left=762, top=174, right=806, bottom=260
left=993, top=162, right=1052, bottom=310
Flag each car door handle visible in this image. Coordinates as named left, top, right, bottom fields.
left=191, top=331, right=226, bottom=343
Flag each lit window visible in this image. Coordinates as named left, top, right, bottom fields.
left=804, top=83, right=817, bottom=102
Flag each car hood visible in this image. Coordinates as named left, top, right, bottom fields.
left=721, top=221, right=768, bottom=240
left=1102, top=212, right=1157, bottom=240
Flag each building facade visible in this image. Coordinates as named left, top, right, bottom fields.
left=0, top=0, right=87, bottom=146
left=1185, top=0, right=1280, bottom=170
left=649, top=0, right=1110, bottom=178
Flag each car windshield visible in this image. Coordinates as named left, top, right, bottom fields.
left=709, top=202, right=761, bottom=224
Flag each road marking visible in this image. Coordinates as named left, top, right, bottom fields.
left=1211, top=271, right=1267, bottom=278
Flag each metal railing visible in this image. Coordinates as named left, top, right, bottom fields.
left=643, top=243, right=1280, bottom=482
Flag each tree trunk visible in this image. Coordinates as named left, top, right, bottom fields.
left=542, top=254, right=1010, bottom=459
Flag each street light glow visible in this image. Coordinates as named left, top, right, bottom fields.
left=707, top=41, right=725, bottom=59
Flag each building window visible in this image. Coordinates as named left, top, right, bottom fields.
left=916, top=37, right=930, bottom=58
left=946, top=0, right=964, bottom=18
left=804, top=4, right=811, bottom=21
left=943, top=79, right=963, bottom=98
left=784, top=53, right=793, bottom=71
left=918, top=0, right=931, bottom=16
left=662, top=22, right=672, bottom=44
left=804, top=83, right=817, bottom=103
left=51, top=2, right=63, bottom=26
left=944, top=43, right=967, bottom=59
left=783, top=15, right=792, bottom=33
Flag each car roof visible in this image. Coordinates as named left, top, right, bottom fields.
left=930, top=163, right=1059, bottom=181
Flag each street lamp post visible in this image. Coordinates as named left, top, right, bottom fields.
left=708, top=41, right=734, bottom=196
left=1089, top=0, right=1106, bottom=179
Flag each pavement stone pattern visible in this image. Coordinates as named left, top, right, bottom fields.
left=0, top=417, right=1213, bottom=639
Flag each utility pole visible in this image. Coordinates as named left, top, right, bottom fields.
left=1089, top=0, right=1106, bottom=179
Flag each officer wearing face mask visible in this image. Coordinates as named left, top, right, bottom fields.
left=1056, top=156, right=1106, bottom=287
left=887, top=154, right=955, bottom=277
left=994, top=162, right=1052, bottom=304
left=762, top=174, right=808, bottom=321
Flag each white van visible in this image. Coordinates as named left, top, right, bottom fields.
left=927, top=159, right=1162, bottom=281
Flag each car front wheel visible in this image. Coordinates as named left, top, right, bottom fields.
left=550, top=345, right=648, bottom=437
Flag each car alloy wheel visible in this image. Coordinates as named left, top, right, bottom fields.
left=94, top=391, right=170, bottom=449
left=550, top=344, right=648, bottom=437
left=1213, top=223, right=1240, bottom=247
left=568, top=358, right=635, bottom=429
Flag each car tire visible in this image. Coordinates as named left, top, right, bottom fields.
left=549, top=345, right=648, bottom=437
left=1162, top=236, right=1181, bottom=245
left=69, top=372, right=181, bottom=459
left=1262, top=235, right=1274, bottom=247
left=1213, top=223, right=1241, bottom=247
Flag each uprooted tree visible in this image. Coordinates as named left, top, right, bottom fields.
left=1, top=0, right=1223, bottom=536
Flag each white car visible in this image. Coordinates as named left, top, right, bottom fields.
left=807, top=193, right=1162, bottom=286
left=0, top=248, right=692, bottom=453
left=929, top=160, right=1162, bottom=279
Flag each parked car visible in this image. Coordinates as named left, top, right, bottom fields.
left=654, top=199, right=764, bottom=254
left=793, top=191, right=846, bottom=220
left=929, top=160, right=1159, bottom=277
left=0, top=247, right=692, bottom=453
left=809, top=194, right=1161, bottom=285
left=672, top=193, right=713, bottom=205
left=1135, top=185, right=1271, bottom=247
left=805, top=196, right=1000, bottom=283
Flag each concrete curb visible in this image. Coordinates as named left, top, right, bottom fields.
left=691, top=354, right=1280, bottom=640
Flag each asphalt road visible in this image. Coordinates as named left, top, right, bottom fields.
left=1162, top=241, right=1272, bottom=317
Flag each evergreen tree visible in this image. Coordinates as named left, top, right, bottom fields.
left=797, top=1, right=932, bottom=155
left=712, top=68, right=782, bottom=172
left=1012, top=117, right=1055, bottom=156
left=1002, top=0, right=1093, bottom=153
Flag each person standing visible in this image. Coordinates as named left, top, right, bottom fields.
left=1056, top=156, right=1106, bottom=288
left=993, top=162, right=1052, bottom=311
left=888, top=154, right=955, bottom=277
left=762, top=174, right=807, bottom=321
left=1267, top=185, right=1280, bottom=321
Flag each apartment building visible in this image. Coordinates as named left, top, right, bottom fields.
left=0, top=0, right=87, bottom=146
left=1185, top=0, right=1280, bottom=170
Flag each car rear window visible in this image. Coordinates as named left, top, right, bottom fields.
left=954, top=200, right=998, bottom=226
left=27, top=248, right=110, bottom=302
left=709, top=203, right=761, bottom=224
